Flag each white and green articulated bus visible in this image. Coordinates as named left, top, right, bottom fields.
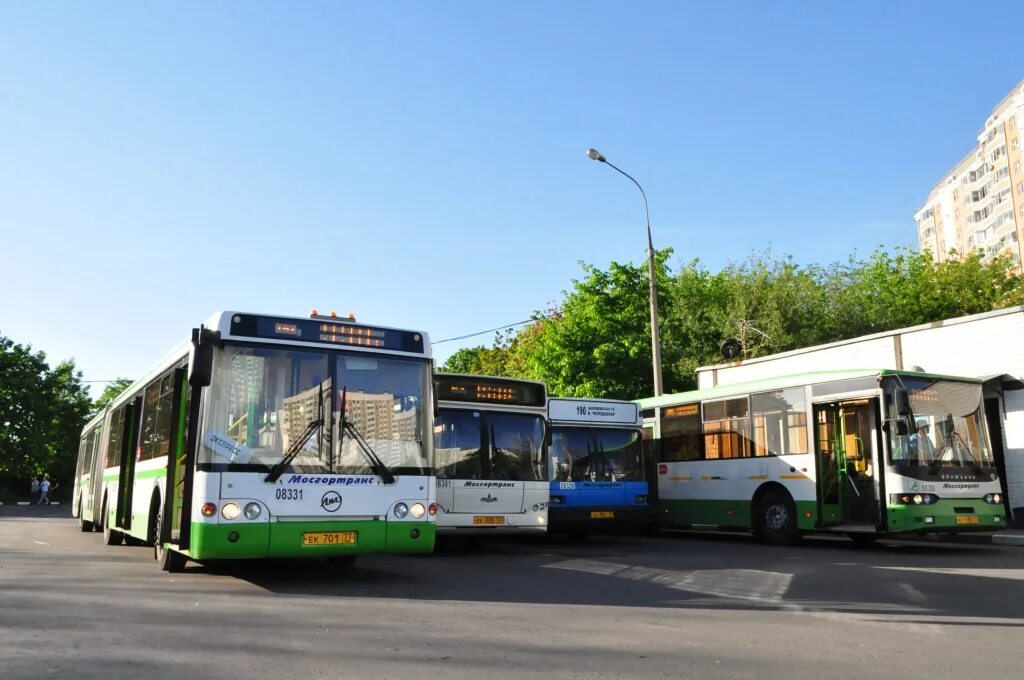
left=637, top=369, right=1006, bottom=545
left=73, top=310, right=437, bottom=571
left=432, top=374, right=549, bottom=535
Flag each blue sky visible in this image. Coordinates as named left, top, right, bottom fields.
left=2, top=2, right=1023, bottom=393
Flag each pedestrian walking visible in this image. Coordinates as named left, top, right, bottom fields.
left=30, top=477, right=40, bottom=504
left=38, top=476, right=51, bottom=505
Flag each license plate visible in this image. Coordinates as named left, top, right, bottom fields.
left=590, top=511, right=615, bottom=519
left=955, top=515, right=979, bottom=525
left=473, top=516, right=505, bottom=525
left=302, top=531, right=357, bottom=546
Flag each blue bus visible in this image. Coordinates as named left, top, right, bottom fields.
left=547, top=398, right=647, bottom=538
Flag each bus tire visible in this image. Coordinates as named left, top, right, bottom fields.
left=154, top=509, right=187, bottom=572
left=102, top=499, right=124, bottom=546
left=754, top=489, right=800, bottom=546
left=78, top=501, right=95, bottom=533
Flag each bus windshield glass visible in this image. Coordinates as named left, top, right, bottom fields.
left=551, top=427, right=644, bottom=482
left=886, top=378, right=994, bottom=469
left=434, top=410, right=546, bottom=481
left=200, top=346, right=430, bottom=475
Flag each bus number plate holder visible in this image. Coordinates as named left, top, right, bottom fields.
left=302, top=531, right=358, bottom=546
left=955, top=515, right=979, bottom=525
left=473, top=516, right=505, bottom=525
left=590, top=511, right=615, bottom=519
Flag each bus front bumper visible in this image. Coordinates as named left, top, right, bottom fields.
left=185, top=518, right=436, bottom=559
left=547, top=506, right=648, bottom=533
left=886, top=500, right=1005, bottom=534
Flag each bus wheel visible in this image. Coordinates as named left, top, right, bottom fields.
left=78, top=501, right=94, bottom=533
left=755, top=490, right=799, bottom=546
left=154, top=509, right=187, bottom=572
left=102, top=501, right=123, bottom=546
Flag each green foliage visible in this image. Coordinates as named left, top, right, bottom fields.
left=445, top=246, right=1024, bottom=401
left=93, top=378, right=135, bottom=413
left=0, top=334, right=91, bottom=497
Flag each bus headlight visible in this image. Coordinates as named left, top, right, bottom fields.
left=394, top=502, right=409, bottom=519
left=891, top=493, right=939, bottom=505
left=221, top=503, right=241, bottom=520
left=201, top=503, right=217, bottom=517
left=244, top=502, right=262, bottom=520
left=410, top=503, right=425, bottom=519
left=984, top=493, right=1004, bottom=505
left=428, top=503, right=437, bottom=516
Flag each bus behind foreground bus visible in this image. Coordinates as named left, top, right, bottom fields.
left=433, top=374, right=549, bottom=536
left=73, top=310, right=437, bottom=571
left=638, top=369, right=1006, bottom=545
left=547, top=398, right=647, bottom=538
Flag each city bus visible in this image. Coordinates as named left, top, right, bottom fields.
left=432, top=374, right=549, bottom=535
left=637, top=369, right=1006, bottom=545
left=547, top=397, right=647, bottom=538
left=73, top=310, right=437, bottom=571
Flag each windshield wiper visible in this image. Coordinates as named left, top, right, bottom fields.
left=339, top=387, right=396, bottom=485
left=266, top=384, right=324, bottom=483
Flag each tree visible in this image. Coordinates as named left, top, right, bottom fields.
left=0, top=333, right=91, bottom=501
left=93, top=378, right=135, bottom=413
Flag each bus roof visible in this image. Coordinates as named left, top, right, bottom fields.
left=635, top=368, right=984, bottom=409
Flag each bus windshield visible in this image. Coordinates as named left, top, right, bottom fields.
left=886, top=378, right=994, bottom=469
left=200, top=346, right=430, bottom=475
left=434, top=410, right=546, bottom=481
left=551, top=427, right=644, bottom=482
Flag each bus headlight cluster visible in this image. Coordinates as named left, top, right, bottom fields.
left=891, top=493, right=939, bottom=505
left=221, top=503, right=241, bottom=520
left=394, top=502, right=409, bottom=519
left=984, top=493, right=1004, bottom=505
left=410, top=503, right=425, bottom=519
left=244, top=502, right=262, bottom=520
left=532, top=503, right=546, bottom=512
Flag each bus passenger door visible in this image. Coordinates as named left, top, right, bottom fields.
left=116, top=396, right=142, bottom=531
left=813, top=403, right=845, bottom=527
left=161, top=368, right=188, bottom=547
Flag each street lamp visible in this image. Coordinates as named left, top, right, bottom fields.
left=586, top=148, right=664, bottom=396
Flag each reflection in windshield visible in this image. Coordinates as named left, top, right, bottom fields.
left=333, top=355, right=429, bottom=475
left=201, top=347, right=430, bottom=475
left=201, top=348, right=329, bottom=470
left=887, top=378, right=994, bottom=468
left=550, top=427, right=644, bottom=482
left=434, top=410, right=547, bottom=481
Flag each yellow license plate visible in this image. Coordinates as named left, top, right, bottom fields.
left=302, top=531, right=357, bottom=546
left=955, top=515, right=979, bottom=525
left=590, top=511, right=615, bottom=519
left=473, top=516, right=505, bottom=525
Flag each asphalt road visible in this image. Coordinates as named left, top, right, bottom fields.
left=2, top=505, right=1023, bottom=680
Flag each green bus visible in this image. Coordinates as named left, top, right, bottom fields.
left=73, top=310, right=437, bottom=571
left=638, top=369, right=1006, bottom=545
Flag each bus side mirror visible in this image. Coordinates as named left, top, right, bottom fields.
left=188, top=326, right=221, bottom=388
left=883, top=420, right=909, bottom=436
left=894, top=387, right=911, bottom=417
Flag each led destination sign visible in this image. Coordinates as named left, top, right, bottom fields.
left=435, top=375, right=546, bottom=407
left=228, top=314, right=425, bottom=354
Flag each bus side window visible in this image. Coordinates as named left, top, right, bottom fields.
left=660, top=404, right=703, bottom=461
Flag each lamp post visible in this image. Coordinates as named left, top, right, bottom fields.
left=586, top=148, right=664, bottom=396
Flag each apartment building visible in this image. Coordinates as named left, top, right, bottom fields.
left=915, top=79, right=1024, bottom=273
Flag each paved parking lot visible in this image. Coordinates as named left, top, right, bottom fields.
left=2, top=505, right=1023, bottom=679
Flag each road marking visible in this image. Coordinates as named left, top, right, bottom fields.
left=878, top=566, right=1024, bottom=582
left=33, top=540, right=51, bottom=546
left=542, top=558, right=793, bottom=603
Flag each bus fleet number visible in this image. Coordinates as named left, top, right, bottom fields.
left=276, top=488, right=303, bottom=501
